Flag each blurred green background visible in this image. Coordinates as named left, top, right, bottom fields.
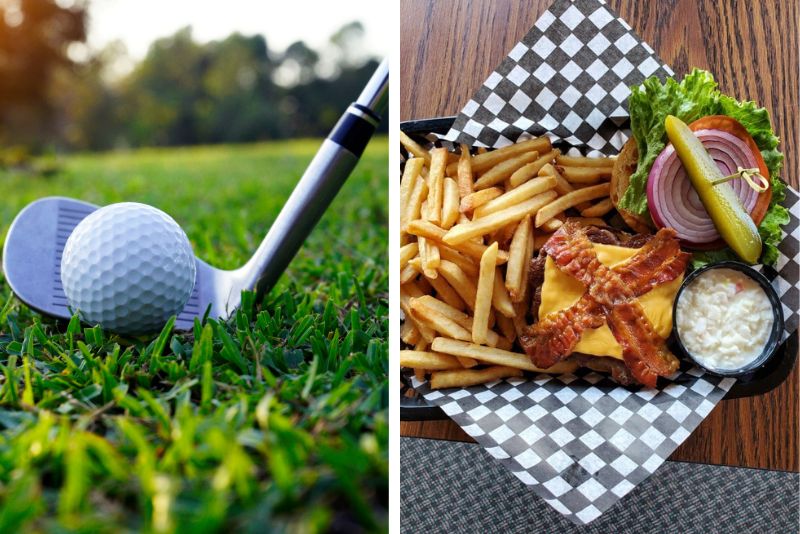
left=0, top=1, right=389, bottom=532
left=0, top=0, right=387, bottom=158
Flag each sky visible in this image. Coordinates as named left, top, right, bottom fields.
left=83, top=0, right=389, bottom=76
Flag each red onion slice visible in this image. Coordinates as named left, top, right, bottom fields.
left=646, top=129, right=759, bottom=246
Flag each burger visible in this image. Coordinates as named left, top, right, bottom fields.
left=520, top=69, right=787, bottom=387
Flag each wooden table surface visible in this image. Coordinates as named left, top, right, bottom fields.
left=400, top=0, right=799, bottom=472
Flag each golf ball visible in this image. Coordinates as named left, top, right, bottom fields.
left=61, top=202, right=196, bottom=335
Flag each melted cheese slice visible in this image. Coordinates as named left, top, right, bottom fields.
left=538, top=243, right=683, bottom=359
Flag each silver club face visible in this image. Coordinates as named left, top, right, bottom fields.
left=2, top=197, right=236, bottom=331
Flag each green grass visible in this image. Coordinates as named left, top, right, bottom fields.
left=0, top=138, right=389, bottom=533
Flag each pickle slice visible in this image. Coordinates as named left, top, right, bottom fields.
left=664, top=115, right=762, bottom=263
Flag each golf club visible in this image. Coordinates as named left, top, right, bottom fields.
left=2, top=59, right=388, bottom=332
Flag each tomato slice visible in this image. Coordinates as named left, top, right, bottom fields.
left=688, top=115, right=772, bottom=226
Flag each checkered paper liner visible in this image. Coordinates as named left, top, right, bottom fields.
left=409, top=0, right=800, bottom=526
left=442, top=0, right=673, bottom=155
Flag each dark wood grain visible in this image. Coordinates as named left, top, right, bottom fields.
left=400, top=0, right=799, bottom=472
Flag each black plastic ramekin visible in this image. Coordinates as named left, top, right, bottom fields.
left=671, top=261, right=785, bottom=378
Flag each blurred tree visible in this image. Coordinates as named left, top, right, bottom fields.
left=196, top=33, right=284, bottom=142
left=281, top=41, right=320, bottom=86
left=118, top=27, right=206, bottom=146
left=49, top=41, right=126, bottom=150
left=329, top=21, right=366, bottom=71
left=0, top=0, right=87, bottom=148
left=3, top=18, right=385, bottom=152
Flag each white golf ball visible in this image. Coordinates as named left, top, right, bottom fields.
left=61, top=202, right=196, bottom=335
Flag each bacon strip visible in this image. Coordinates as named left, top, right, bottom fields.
left=615, top=227, right=691, bottom=293
left=605, top=301, right=679, bottom=387
left=525, top=223, right=688, bottom=386
left=526, top=299, right=604, bottom=368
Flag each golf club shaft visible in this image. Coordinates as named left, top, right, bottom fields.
left=243, top=59, right=388, bottom=297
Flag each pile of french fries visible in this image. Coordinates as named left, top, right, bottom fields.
left=399, top=131, right=616, bottom=389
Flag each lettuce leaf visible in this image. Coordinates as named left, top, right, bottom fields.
left=618, top=68, right=788, bottom=267
left=619, top=69, right=719, bottom=215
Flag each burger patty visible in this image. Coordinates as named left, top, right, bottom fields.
left=521, top=225, right=654, bottom=386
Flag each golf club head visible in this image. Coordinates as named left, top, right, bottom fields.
left=1, top=197, right=234, bottom=332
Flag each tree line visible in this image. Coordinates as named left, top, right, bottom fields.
left=0, top=0, right=385, bottom=153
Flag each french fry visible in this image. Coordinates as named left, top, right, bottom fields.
left=418, top=234, right=431, bottom=278
left=460, top=187, right=503, bottom=214
left=519, top=222, right=535, bottom=304
left=539, top=163, right=592, bottom=211
left=414, top=368, right=426, bottom=381
left=426, top=273, right=467, bottom=312
left=400, top=320, right=419, bottom=345
left=401, top=283, right=435, bottom=343
left=410, top=298, right=472, bottom=341
left=457, top=144, right=474, bottom=198
left=508, top=149, right=560, bottom=187
left=566, top=216, right=608, bottom=227
left=556, top=154, right=615, bottom=168
left=403, top=175, right=428, bottom=232
left=400, top=158, right=424, bottom=228
left=505, top=216, right=531, bottom=301
left=444, top=190, right=557, bottom=245
left=407, top=220, right=509, bottom=264
left=539, top=217, right=563, bottom=233
left=412, top=295, right=469, bottom=323
left=439, top=245, right=479, bottom=277
left=580, top=198, right=614, bottom=217
left=400, top=263, right=419, bottom=284
left=534, top=183, right=610, bottom=227
left=431, top=337, right=579, bottom=373
left=400, top=131, right=431, bottom=165
left=473, top=175, right=557, bottom=218
left=441, top=177, right=460, bottom=229
left=400, top=242, right=419, bottom=270
left=445, top=137, right=551, bottom=176
left=492, top=269, right=516, bottom=318
left=409, top=299, right=478, bottom=367
left=472, top=242, right=497, bottom=344
left=495, top=313, right=516, bottom=343
left=427, top=148, right=447, bottom=224
left=400, top=350, right=462, bottom=370
left=413, top=295, right=505, bottom=348
left=419, top=199, right=440, bottom=278
left=430, top=365, right=523, bottom=389
left=558, top=165, right=612, bottom=184
left=423, top=241, right=440, bottom=279
left=473, top=150, right=540, bottom=190
left=437, top=260, right=477, bottom=310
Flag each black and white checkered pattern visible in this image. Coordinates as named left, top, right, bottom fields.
left=442, top=0, right=673, bottom=155
left=756, top=186, right=800, bottom=339
left=412, top=0, right=800, bottom=526
left=413, top=365, right=736, bottom=525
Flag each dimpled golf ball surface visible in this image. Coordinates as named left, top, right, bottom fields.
left=61, top=202, right=196, bottom=335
